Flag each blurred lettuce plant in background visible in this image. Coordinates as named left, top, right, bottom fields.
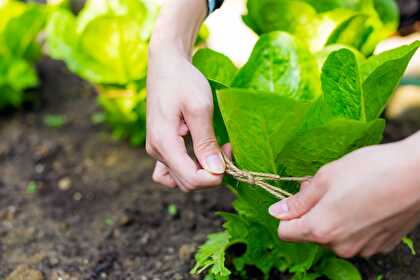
left=243, top=0, right=399, bottom=55
left=46, top=0, right=158, bottom=145
left=0, top=0, right=47, bottom=110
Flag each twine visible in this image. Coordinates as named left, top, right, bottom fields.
left=222, top=154, right=311, bottom=199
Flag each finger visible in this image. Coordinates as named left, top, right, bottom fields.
left=222, top=143, right=232, bottom=160
left=183, top=102, right=225, bottom=175
left=161, top=131, right=223, bottom=190
left=152, top=161, right=177, bottom=188
left=332, top=233, right=374, bottom=259
left=360, top=232, right=391, bottom=258
left=178, top=121, right=189, bottom=136
left=278, top=217, right=314, bottom=243
left=269, top=179, right=325, bottom=220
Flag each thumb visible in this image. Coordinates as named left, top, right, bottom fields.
left=269, top=180, right=325, bottom=220
left=184, top=103, right=225, bottom=175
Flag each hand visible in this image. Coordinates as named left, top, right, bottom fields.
left=269, top=137, right=420, bottom=258
left=147, top=51, right=227, bottom=192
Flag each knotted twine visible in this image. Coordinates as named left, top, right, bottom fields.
left=222, top=154, right=311, bottom=199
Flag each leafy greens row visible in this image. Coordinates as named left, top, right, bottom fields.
left=191, top=0, right=419, bottom=279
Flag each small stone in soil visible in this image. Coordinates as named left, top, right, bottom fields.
left=58, top=177, right=72, bottom=191
left=73, top=192, right=82, bottom=201
left=6, top=265, right=44, bottom=280
left=178, top=244, right=196, bottom=262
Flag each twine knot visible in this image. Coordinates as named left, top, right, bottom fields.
left=222, top=154, right=311, bottom=199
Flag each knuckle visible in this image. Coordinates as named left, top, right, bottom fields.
left=183, top=178, right=199, bottom=191
left=195, top=137, right=218, bottom=153
left=312, top=228, right=332, bottom=245
left=287, top=196, right=305, bottom=216
left=314, top=166, right=331, bottom=186
left=186, top=101, right=212, bottom=116
left=335, top=246, right=357, bottom=259
left=311, top=221, right=339, bottom=244
left=299, top=219, right=314, bottom=239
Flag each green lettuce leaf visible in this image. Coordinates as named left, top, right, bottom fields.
left=317, top=257, right=361, bottom=280
left=193, top=29, right=418, bottom=279
left=0, top=0, right=45, bottom=110
left=279, top=119, right=385, bottom=176
left=97, top=81, right=147, bottom=146
left=193, top=48, right=238, bottom=144
left=361, top=41, right=420, bottom=120
left=46, top=0, right=157, bottom=85
left=193, top=48, right=238, bottom=88
left=243, top=0, right=399, bottom=55
left=191, top=231, right=231, bottom=280
left=320, top=49, right=363, bottom=120
left=232, top=32, right=321, bottom=101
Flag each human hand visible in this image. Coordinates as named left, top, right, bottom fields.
left=146, top=50, right=227, bottom=192
left=269, top=137, right=420, bottom=258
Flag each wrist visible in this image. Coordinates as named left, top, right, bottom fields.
left=149, top=37, right=191, bottom=62
left=150, top=0, right=207, bottom=59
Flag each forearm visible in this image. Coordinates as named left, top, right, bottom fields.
left=150, top=0, right=207, bottom=59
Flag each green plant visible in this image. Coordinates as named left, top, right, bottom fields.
left=0, top=0, right=46, bottom=110
left=191, top=31, right=419, bottom=280
left=45, top=0, right=157, bottom=145
left=243, top=0, right=399, bottom=55
left=43, top=114, right=67, bottom=128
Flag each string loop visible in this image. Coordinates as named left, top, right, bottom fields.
left=222, top=154, right=311, bottom=199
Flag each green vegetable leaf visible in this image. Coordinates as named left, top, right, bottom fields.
left=191, top=232, right=231, bottom=280
left=373, top=0, right=399, bottom=31
left=0, top=0, right=45, bottom=110
left=326, top=14, right=369, bottom=50
left=244, top=0, right=399, bottom=55
left=317, top=257, right=361, bottom=280
left=232, top=32, right=321, bottom=101
left=46, top=0, right=157, bottom=85
left=218, top=88, right=313, bottom=173
left=321, top=49, right=363, bottom=120
left=43, top=114, right=67, bottom=128
left=402, top=237, right=416, bottom=256
left=280, top=119, right=385, bottom=176
left=193, top=4, right=416, bottom=279
left=193, top=48, right=238, bottom=88
left=192, top=48, right=238, bottom=144
left=97, top=83, right=147, bottom=146
left=2, top=4, right=46, bottom=59
left=361, top=41, right=420, bottom=120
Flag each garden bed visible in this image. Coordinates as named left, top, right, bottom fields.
left=0, top=58, right=420, bottom=279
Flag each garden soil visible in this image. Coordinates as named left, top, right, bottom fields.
left=1, top=59, right=420, bottom=280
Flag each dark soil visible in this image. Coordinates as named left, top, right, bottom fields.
left=0, top=59, right=420, bottom=280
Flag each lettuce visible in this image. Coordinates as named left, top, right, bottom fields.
left=243, top=0, right=399, bottom=55
left=46, top=0, right=157, bottom=145
left=192, top=32, right=419, bottom=280
left=0, top=0, right=46, bottom=109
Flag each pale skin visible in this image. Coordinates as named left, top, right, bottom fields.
left=147, top=0, right=420, bottom=258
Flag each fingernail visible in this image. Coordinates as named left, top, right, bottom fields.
left=205, top=154, right=225, bottom=174
left=269, top=200, right=289, bottom=217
